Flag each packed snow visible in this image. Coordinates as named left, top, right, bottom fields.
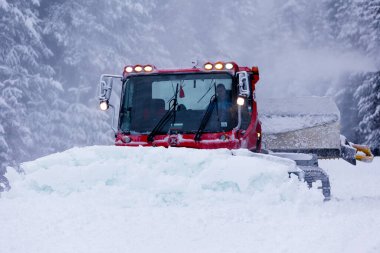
left=1, top=146, right=380, bottom=253
left=259, top=97, right=340, bottom=134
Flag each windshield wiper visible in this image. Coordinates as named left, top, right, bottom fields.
left=148, top=83, right=179, bottom=142
left=197, top=79, right=215, bottom=103
left=194, top=84, right=217, bottom=141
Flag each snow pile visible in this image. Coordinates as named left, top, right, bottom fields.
left=4, top=146, right=310, bottom=204
left=1, top=146, right=380, bottom=253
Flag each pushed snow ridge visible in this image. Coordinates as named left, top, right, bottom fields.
left=4, top=146, right=315, bottom=204
left=1, top=146, right=380, bottom=253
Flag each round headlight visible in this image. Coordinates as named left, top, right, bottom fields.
left=219, top=134, right=227, bottom=141
left=122, top=136, right=131, bottom=143
left=99, top=101, right=109, bottom=111
left=237, top=97, right=245, bottom=106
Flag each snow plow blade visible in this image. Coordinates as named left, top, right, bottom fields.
left=258, top=97, right=373, bottom=165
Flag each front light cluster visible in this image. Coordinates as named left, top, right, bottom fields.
left=124, top=65, right=155, bottom=74
left=204, top=61, right=235, bottom=71
left=99, top=100, right=109, bottom=111
left=237, top=97, right=245, bottom=106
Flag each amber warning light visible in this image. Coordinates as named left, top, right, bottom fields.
left=203, top=61, right=235, bottom=71
left=124, top=65, right=155, bottom=74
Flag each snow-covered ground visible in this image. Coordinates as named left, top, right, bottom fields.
left=1, top=146, right=379, bottom=253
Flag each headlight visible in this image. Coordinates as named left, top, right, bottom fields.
left=99, top=101, right=109, bottom=111
left=122, top=136, right=131, bottom=143
left=237, top=97, right=245, bottom=106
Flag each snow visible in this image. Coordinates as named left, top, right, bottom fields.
left=0, top=0, right=8, bottom=10
left=1, top=146, right=380, bottom=253
left=259, top=97, right=340, bottom=133
left=259, top=97, right=340, bottom=116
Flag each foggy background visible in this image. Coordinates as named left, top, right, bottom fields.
left=1, top=0, right=379, bottom=172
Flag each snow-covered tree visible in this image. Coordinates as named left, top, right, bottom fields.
left=334, top=73, right=365, bottom=143
left=0, top=0, right=63, bottom=172
left=354, top=71, right=380, bottom=149
left=42, top=0, right=174, bottom=148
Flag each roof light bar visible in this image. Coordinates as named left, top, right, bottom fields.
left=124, top=64, right=156, bottom=74
left=203, top=61, right=235, bottom=71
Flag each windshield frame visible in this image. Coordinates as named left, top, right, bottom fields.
left=118, top=71, right=237, bottom=134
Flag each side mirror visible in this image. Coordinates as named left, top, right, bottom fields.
left=234, top=71, right=250, bottom=131
left=236, top=71, right=250, bottom=98
left=98, top=74, right=122, bottom=134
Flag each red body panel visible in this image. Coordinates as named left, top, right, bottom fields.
left=116, top=131, right=241, bottom=149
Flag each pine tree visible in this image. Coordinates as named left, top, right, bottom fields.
left=357, top=0, right=380, bottom=58
left=354, top=71, right=380, bottom=149
left=323, top=0, right=380, bottom=146
left=352, top=0, right=380, bottom=147
left=0, top=0, right=62, bottom=172
left=43, top=0, right=172, bottom=148
left=334, top=73, right=364, bottom=143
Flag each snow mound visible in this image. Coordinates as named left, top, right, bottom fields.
left=4, top=146, right=317, bottom=204
left=1, top=147, right=380, bottom=253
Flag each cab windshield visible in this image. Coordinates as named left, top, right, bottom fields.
left=119, top=72, right=237, bottom=134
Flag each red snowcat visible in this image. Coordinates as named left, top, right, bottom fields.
left=98, top=61, right=373, bottom=200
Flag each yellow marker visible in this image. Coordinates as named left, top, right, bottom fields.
left=353, top=144, right=374, bottom=162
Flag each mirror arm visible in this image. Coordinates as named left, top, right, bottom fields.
left=234, top=105, right=242, bottom=131
left=109, top=104, right=117, bottom=134
left=98, top=74, right=122, bottom=102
